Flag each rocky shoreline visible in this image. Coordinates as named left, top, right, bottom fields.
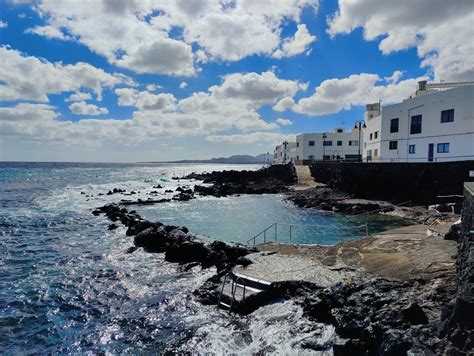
left=89, top=164, right=471, bottom=354
left=92, top=202, right=462, bottom=354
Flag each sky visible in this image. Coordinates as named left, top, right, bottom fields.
left=0, top=0, right=473, bottom=162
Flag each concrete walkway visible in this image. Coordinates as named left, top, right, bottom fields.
left=233, top=224, right=457, bottom=286
left=293, top=165, right=322, bottom=190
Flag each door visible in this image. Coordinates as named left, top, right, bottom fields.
left=428, top=143, right=434, bottom=162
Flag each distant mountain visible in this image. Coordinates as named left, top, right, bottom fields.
left=163, top=154, right=269, bottom=164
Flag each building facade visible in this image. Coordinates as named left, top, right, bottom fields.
left=273, top=141, right=297, bottom=164
left=363, top=83, right=474, bottom=162
left=294, top=128, right=362, bottom=164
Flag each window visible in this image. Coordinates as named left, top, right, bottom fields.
left=308, top=155, right=314, bottom=160
left=437, top=143, right=450, bottom=153
left=367, top=150, right=372, bottom=157
left=349, top=140, right=359, bottom=146
left=337, top=141, right=342, bottom=146
left=441, top=109, right=454, bottom=123
left=374, top=131, right=378, bottom=139
left=308, top=141, right=315, bottom=146
left=410, top=115, right=422, bottom=134
left=323, top=140, right=333, bottom=146
left=408, top=144, right=416, bottom=154
left=389, top=141, right=398, bottom=150
left=374, top=149, right=378, bottom=157
left=296, top=142, right=299, bottom=147
left=336, top=128, right=343, bottom=133
left=390, top=118, right=399, bottom=133
left=296, top=156, right=299, bottom=160
left=369, top=133, right=373, bottom=140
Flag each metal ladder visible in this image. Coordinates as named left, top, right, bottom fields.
left=217, top=273, right=248, bottom=313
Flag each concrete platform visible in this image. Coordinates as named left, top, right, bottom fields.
left=233, top=224, right=457, bottom=286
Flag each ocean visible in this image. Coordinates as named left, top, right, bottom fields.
left=0, top=162, right=405, bottom=353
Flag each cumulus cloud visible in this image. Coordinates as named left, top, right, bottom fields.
left=66, top=91, right=92, bottom=102
left=69, top=101, right=109, bottom=115
left=0, top=20, right=7, bottom=28
left=179, top=81, right=188, bottom=89
left=21, top=0, right=318, bottom=76
left=273, top=24, right=316, bottom=58
left=0, top=46, right=127, bottom=102
left=273, top=96, right=296, bottom=112
left=115, top=88, right=177, bottom=111
left=294, top=72, right=425, bottom=116
left=276, top=118, right=292, bottom=126
left=0, top=71, right=303, bottom=146
left=25, top=25, right=71, bottom=40
left=327, top=0, right=474, bottom=81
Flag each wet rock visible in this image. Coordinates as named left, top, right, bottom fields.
left=153, top=184, right=163, bottom=189
left=444, top=223, right=461, bottom=241
left=108, top=223, right=119, bottom=230
left=107, top=188, right=126, bottom=195
left=186, top=164, right=296, bottom=197
left=402, top=302, right=428, bottom=325
left=165, top=189, right=173, bottom=193
left=172, top=191, right=194, bottom=201
left=165, top=240, right=212, bottom=266
left=126, top=246, right=138, bottom=254
left=134, top=226, right=169, bottom=253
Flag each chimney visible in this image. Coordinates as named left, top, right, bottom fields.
left=418, top=80, right=427, bottom=91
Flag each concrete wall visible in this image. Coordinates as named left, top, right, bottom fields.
left=308, top=161, right=474, bottom=204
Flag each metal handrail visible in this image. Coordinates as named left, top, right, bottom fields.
left=247, top=222, right=369, bottom=246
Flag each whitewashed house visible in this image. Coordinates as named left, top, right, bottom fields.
left=294, top=128, right=362, bottom=164
left=273, top=141, right=297, bottom=164
left=363, top=82, right=474, bottom=162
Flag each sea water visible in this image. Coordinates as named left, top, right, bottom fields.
left=0, top=162, right=406, bottom=353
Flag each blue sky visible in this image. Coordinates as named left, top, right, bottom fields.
left=0, top=0, right=472, bottom=162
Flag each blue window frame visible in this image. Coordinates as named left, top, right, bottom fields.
left=308, top=141, right=315, bottom=146
left=408, top=144, right=415, bottom=154
left=437, top=143, right=450, bottom=153
left=323, top=140, right=333, bottom=146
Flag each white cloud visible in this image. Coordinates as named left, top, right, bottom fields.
left=146, top=84, right=162, bottom=91
left=208, top=71, right=300, bottom=107
left=0, top=20, right=7, bottom=29
left=115, top=38, right=196, bottom=76
left=23, top=0, right=318, bottom=76
left=384, top=70, right=403, bottom=84
left=115, top=88, right=177, bottom=111
left=0, top=71, right=302, bottom=146
left=327, top=0, right=474, bottom=81
left=293, top=72, right=426, bottom=116
left=0, top=46, right=127, bottom=102
left=275, top=118, right=292, bottom=126
left=207, top=131, right=295, bottom=144
left=69, top=101, right=109, bottom=115
left=273, top=24, right=316, bottom=58
left=179, top=81, right=188, bottom=89
left=273, top=96, right=296, bottom=112
left=25, top=25, right=70, bottom=40
left=66, top=91, right=92, bottom=102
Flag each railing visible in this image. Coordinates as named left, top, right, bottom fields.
left=217, top=273, right=248, bottom=313
left=247, top=222, right=369, bottom=246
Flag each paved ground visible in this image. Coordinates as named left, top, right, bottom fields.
left=233, top=224, right=457, bottom=286
left=292, top=165, right=322, bottom=190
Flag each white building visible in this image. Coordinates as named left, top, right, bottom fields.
left=294, top=128, right=362, bottom=164
left=273, top=141, right=297, bottom=164
left=363, top=82, right=474, bottom=162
